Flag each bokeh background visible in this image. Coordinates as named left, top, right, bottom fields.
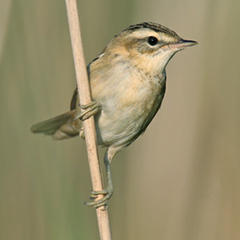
left=1, top=0, right=240, bottom=239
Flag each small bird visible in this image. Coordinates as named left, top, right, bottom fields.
left=31, top=22, right=197, bottom=208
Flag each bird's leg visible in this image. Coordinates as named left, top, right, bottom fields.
left=85, top=150, right=114, bottom=209
left=72, top=101, right=100, bottom=121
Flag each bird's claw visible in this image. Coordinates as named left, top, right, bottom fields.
left=85, top=188, right=113, bottom=209
left=72, top=101, right=100, bottom=121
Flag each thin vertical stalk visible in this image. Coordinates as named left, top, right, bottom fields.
left=65, top=1, right=112, bottom=239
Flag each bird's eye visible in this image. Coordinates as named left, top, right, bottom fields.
left=147, top=36, right=158, bottom=46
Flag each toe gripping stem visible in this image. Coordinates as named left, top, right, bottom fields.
left=72, top=101, right=100, bottom=121
left=85, top=151, right=114, bottom=209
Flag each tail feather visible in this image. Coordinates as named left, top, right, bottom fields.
left=31, top=110, right=80, bottom=140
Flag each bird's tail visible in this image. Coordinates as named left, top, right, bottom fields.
left=30, top=110, right=81, bottom=140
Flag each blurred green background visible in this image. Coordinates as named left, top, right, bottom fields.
left=1, top=0, right=240, bottom=239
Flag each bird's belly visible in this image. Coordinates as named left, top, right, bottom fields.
left=90, top=63, right=166, bottom=148
left=95, top=83, right=164, bottom=148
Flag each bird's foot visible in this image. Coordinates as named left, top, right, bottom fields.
left=85, top=187, right=113, bottom=209
left=72, top=101, right=100, bottom=121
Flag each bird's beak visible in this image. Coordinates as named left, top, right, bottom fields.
left=169, top=39, right=198, bottom=50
